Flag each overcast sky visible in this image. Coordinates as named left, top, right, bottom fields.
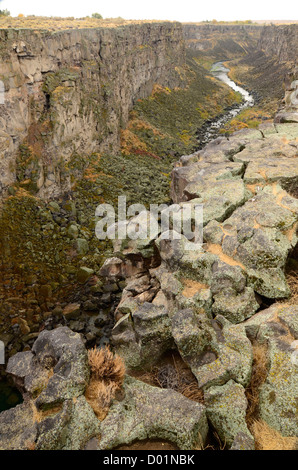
left=1, top=0, right=297, bottom=22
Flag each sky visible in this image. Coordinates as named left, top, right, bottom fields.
left=1, top=0, right=297, bottom=22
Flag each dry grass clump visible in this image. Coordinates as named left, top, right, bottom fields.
left=246, top=343, right=269, bottom=427
left=135, top=353, right=204, bottom=405
left=179, top=381, right=204, bottom=403
left=88, top=346, right=125, bottom=384
left=85, top=346, right=125, bottom=420
left=286, top=272, right=298, bottom=304
left=252, top=420, right=298, bottom=450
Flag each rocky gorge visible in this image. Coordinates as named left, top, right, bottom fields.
left=0, top=19, right=297, bottom=450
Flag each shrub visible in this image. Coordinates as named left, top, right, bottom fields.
left=92, top=13, right=103, bottom=19
left=0, top=9, right=10, bottom=16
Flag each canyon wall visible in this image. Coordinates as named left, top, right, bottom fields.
left=258, top=24, right=298, bottom=63
left=0, top=22, right=297, bottom=200
left=259, top=24, right=298, bottom=122
left=0, top=23, right=185, bottom=198
left=182, top=23, right=261, bottom=55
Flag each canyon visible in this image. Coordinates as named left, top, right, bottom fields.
left=0, top=23, right=185, bottom=198
left=0, top=19, right=297, bottom=450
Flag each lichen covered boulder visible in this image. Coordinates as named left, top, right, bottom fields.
left=204, top=379, right=254, bottom=448
left=171, top=310, right=253, bottom=389
left=112, top=303, right=173, bottom=369
left=98, top=376, right=208, bottom=450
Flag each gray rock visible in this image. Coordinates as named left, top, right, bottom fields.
left=6, top=351, right=34, bottom=380
left=7, top=327, right=90, bottom=407
left=75, top=238, right=89, bottom=255
left=0, top=402, right=37, bottom=450
left=278, top=304, right=298, bottom=339
left=244, top=304, right=298, bottom=437
left=112, top=303, right=173, bottom=369
left=212, top=287, right=259, bottom=323
left=33, top=328, right=89, bottom=408
left=67, top=224, right=79, bottom=239
left=204, top=380, right=254, bottom=448
left=63, top=302, right=81, bottom=319
left=171, top=311, right=253, bottom=389
left=219, top=185, right=298, bottom=298
left=77, top=267, right=94, bottom=283
left=36, top=396, right=101, bottom=450
left=98, top=376, right=208, bottom=450
left=230, top=432, right=255, bottom=450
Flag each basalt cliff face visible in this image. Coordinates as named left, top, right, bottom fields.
left=258, top=25, right=298, bottom=123
left=182, top=23, right=261, bottom=56
left=0, top=23, right=185, bottom=198
left=259, top=24, right=298, bottom=64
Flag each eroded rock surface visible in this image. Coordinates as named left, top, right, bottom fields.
left=0, top=24, right=185, bottom=198
left=0, top=326, right=210, bottom=450
left=245, top=304, right=298, bottom=437
left=204, top=379, right=254, bottom=447
left=98, top=376, right=208, bottom=450
left=106, top=122, right=298, bottom=448
left=1, top=120, right=297, bottom=449
left=0, top=327, right=101, bottom=450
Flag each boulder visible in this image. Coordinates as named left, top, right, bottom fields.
left=244, top=304, right=298, bottom=437
left=7, top=327, right=89, bottom=408
left=1, top=327, right=100, bottom=450
left=0, top=402, right=38, bottom=450
left=112, top=303, right=173, bottom=369
left=77, top=267, right=94, bottom=283
left=98, top=376, right=208, bottom=450
left=204, top=379, right=254, bottom=448
left=212, top=287, right=259, bottom=323
left=36, top=396, right=100, bottom=450
left=171, top=311, right=253, bottom=389
left=216, top=185, right=298, bottom=298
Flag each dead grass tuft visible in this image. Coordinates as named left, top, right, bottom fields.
left=85, top=346, right=126, bottom=420
left=179, top=382, right=204, bottom=403
left=252, top=420, right=298, bottom=450
left=286, top=272, right=298, bottom=305
left=85, top=379, right=119, bottom=420
left=134, top=353, right=205, bottom=405
left=87, top=346, right=126, bottom=385
left=31, top=402, right=63, bottom=423
left=246, top=343, right=269, bottom=427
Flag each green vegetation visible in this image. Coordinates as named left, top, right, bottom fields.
left=0, top=15, right=167, bottom=31
left=220, top=106, right=272, bottom=134
left=121, top=54, right=242, bottom=160
left=92, top=13, right=103, bottom=19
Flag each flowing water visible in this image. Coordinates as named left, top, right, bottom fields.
left=197, top=61, right=254, bottom=147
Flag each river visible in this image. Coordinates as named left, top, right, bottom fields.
left=197, top=61, right=254, bottom=147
